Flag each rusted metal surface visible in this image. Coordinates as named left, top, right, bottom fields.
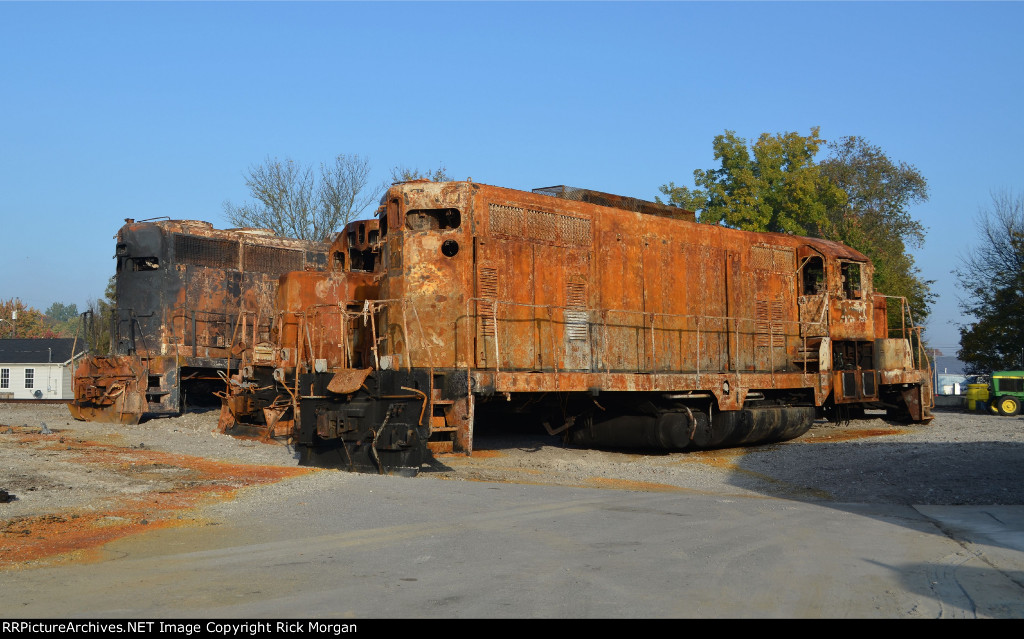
left=68, top=355, right=146, bottom=424
left=70, top=219, right=328, bottom=425
left=221, top=180, right=934, bottom=474
left=327, top=368, right=373, bottom=395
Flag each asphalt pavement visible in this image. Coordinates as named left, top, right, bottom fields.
left=2, top=471, right=1022, bottom=618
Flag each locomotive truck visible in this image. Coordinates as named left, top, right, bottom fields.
left=217, top=180, right=934, bottom=474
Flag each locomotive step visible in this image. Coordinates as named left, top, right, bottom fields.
left=429, top=415, right=457, bottom=432
left=430, top=389, right=454, bottom=405
left=426, top=441, right=454, bottom=454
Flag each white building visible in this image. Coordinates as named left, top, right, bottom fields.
left=0, top=338, right=87, bottom=401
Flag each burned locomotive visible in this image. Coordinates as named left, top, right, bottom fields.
left=219, top=180, right=934, bottom=474
left=69, top=219, right=329, bottom=424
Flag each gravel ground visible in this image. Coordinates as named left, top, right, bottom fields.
left=2, top=402, right=1023, bottom=522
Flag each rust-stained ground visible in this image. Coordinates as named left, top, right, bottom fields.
left=3, top=404, right=1023, bottom=575
left=0, top=411, right=313, bottom=569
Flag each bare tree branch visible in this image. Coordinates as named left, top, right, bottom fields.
left=224, top=155, right=382, bottom=241
left=389, top=163, right=452, bottom=184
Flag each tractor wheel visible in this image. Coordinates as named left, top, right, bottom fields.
left=997, top=396, right=1021, bottom=417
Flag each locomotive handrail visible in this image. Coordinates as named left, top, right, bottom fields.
left=462, top=296, right=820, bottom=376
left=875, top=294, right=932, bottom=376
left=261, top=294, right=916, bottom=386
left=464, top=296, right=821, bottom=328
left=876, top=294, right=921, bottom=341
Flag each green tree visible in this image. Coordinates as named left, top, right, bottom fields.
left=45, top=302, right=79, bottom=323
left=956, top=190, right=1024, bottom=374
left=43, top=301, right=80, bottom=338
left=0, top=299, right=47, bottom=338
left=91, top=276, right=117, bottom=355
left=67, top=278, right=117, bottom=354
left=818, top=136, right=933, bottom=325
left=223, top=155, right=381, bottom=242
left=659, top=127, right=846, bottom=235
left=659, top=129, right=933, bottom=324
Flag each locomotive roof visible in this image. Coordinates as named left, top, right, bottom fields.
left=117, top=218, right=329, bottom=249
left=792, top=235, right=869, bottom=261
left=385, top=180, right=872, bottom=263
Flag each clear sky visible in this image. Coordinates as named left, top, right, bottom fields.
left=2, top=1, right=1021, bottom=354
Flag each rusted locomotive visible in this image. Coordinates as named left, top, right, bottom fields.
left=68, top=219, right=329, bottom=424
left=219, top=180, right=934, bottom=474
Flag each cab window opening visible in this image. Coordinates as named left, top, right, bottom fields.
left=405, top=208, right=461, bottom=232
left=132, top=257, right=159, bottom=271
left=375, top=204, right=389, bottom=238
left=349, top=248, right=376, bottom=272
left=841, top=262, right=863, bottom=299
left=801, top=256, right=824, bottom=295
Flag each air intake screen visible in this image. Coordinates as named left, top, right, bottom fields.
left=245, top=244, right=304, bottom=274
left=174, top=234, right=239, bottom=269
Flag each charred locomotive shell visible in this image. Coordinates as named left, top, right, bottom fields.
left=70, top=220, right=329, bottom=424
left=217, top=180, right=934, bottom=474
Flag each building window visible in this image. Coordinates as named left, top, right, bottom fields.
left=25, top=368, right=34, bottom=389
left=0, top=369, right=8, bottom=389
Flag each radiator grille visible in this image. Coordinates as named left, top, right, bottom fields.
left=489, top=204, right=592, bottom=247
left=751, top=245, right=795, bottom=272
left=174, top=234, right=239, bottom=269
left=245, top=244, right=304, bottom=274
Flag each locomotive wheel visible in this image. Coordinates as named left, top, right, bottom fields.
left=997, top=396, right=1021, bottom=416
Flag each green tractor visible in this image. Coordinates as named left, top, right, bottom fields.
left=988, top=371, right=1024, bottom=416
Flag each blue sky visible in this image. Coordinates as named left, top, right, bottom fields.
left=1, top=1, right=1021, bottom=353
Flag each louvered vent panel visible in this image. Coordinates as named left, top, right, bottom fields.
left=755, top=299, right=785, bottom=347
left=565, top=280, right=588, bottom=341
left=478, top=267, right=499, bottom=337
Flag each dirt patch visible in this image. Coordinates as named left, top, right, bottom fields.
left=3, top=403, right=1024, bottom=569
left=0, top=406, right=313, bottom=568
left=801, top=426, right=911, bottom=443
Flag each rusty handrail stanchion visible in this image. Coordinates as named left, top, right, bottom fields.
left=341, top=306, right=350, bottom=370
left=696, top=315, right=701, bottom=386
left=400, top=299, right=412, bottom=372
left=368, top=302, right=380, bottom=370
left=492, top=301, right=500, bottom=374
left=650, top=312, right=658, bottom=373
left=544, top=305, right=558, bottom=385
left=602, top=309, right=611, bottom=377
